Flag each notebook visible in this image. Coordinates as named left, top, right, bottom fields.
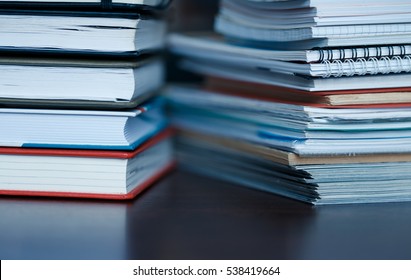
left=216, top=15, right=411, bottom=49
left=169, top=33, right=411, bottom=78
left=0, top=10, right=166, bottom=55
left=181, top=59, right=411, bottom=92
left=223, top=0, right=411, bottom=15
left=179, top=130, right=411, bottom=166
left=0, top=98, right=167, bottom=150
left=169, top=33, right=411, bottom=63
left=206, top=76, right=411, bottom=108
left=0, top=56, right=163, bottom=107
left=221, top=0, right=411, bottom=26
left=0, top=129, right=174, bottom=200
left=177, top=135, right=411, bottom=205
left=166, top=85, right=411, bottom=156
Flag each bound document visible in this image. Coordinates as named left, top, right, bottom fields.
left=169, top=33, right=411, bottom=78
left=0, top=56, right=164, bottom=109
left=0, top=98, right=167, bottom=150
left=216, top=0, right=411, bottom=49
left=206, top=77, right=411, bottom=107
left=0, top=129, right=174, bottom=200
left=0, top=10, right=166, bottom=55
left=169, top=33, right=411, bottom=63
left=167, top=85, right=411, bottom=156
left=177, top=131, right=411, bottom=205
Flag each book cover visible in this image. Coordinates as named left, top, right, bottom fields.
left=0, top=129, right=175, bottom=199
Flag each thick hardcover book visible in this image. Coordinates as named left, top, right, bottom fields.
left=0, top=0, right=172, bottom=10
left=0, top=129, right=175, bottom=200
left=0, top=98, right=167, bottom=150
left=0, top=56, right=164, bottom=109
left=0, top=10, right=166, bottom=55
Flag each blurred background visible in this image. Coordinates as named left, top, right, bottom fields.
left=166, top=0, right=219, bottom=82
left=168, top=0, right=219, bottom=32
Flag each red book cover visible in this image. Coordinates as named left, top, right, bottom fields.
left=0, top=129, right=175, bottom=200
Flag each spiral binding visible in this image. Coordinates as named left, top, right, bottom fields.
left=321, top=55, right=411, bottom=78
left=316, top=45, right=411, bottom=63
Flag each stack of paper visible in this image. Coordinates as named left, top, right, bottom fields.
left=0, top=0, right=174, bottom=199
left=167, top=0, right=411, bottom=205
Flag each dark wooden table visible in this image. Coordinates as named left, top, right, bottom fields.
left=1, top=169, right=411, bottom=260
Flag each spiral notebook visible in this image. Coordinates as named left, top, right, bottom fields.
left=169, top=33, right=411, bottom=78
left=181, top=59, right=411, bottom=92
left=169, top=33, right=411, bottom=63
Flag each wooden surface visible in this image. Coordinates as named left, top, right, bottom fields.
left=1, top=169, right=411, bottom=260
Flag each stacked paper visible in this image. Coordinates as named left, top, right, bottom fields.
left=167, top=0, right=411, bottom=205
left=0, top=0, right=174, bottom=199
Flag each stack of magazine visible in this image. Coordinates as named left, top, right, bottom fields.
left=0, top=0, right=174, bottom=199
left=167, top=0, right=411, bottom=205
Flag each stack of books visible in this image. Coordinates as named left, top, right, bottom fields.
left=167, top=0, right=411, bottom=205
left=0, top=0, right=174, bottom=199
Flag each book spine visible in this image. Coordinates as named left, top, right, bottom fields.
left=320, top=55, right=411, bottom=78
left=315, top=45, right=411, bottom=62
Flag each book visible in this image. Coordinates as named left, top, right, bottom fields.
left=176, top=133, right=411, bottom=205
left=215, top=0, right=411, bottom=49
left=223, top=0, right=411, bottom=16
left=215, top=15, right=411, bottom=49
left=206, top=76, right=411, bottom=107
left=0, top=129, right=175, bottom=200
left=179, top=130, right=411, bottom=166
left=221, top=0, right=411, bottom=26
left=0, top=56, right=164, bottom=108
left=0, top=98, right=167, bottom=150
left=0, top=0, right=171, bottom=10
left=168, top=33, right=411, bottom=63
left=0, top=10, right=166, bottom=55
left=181, top=59, right=411, bottom=92
left=166, top=85, right=411, bottom=156
left=169, top=33, right=411, bottom=78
